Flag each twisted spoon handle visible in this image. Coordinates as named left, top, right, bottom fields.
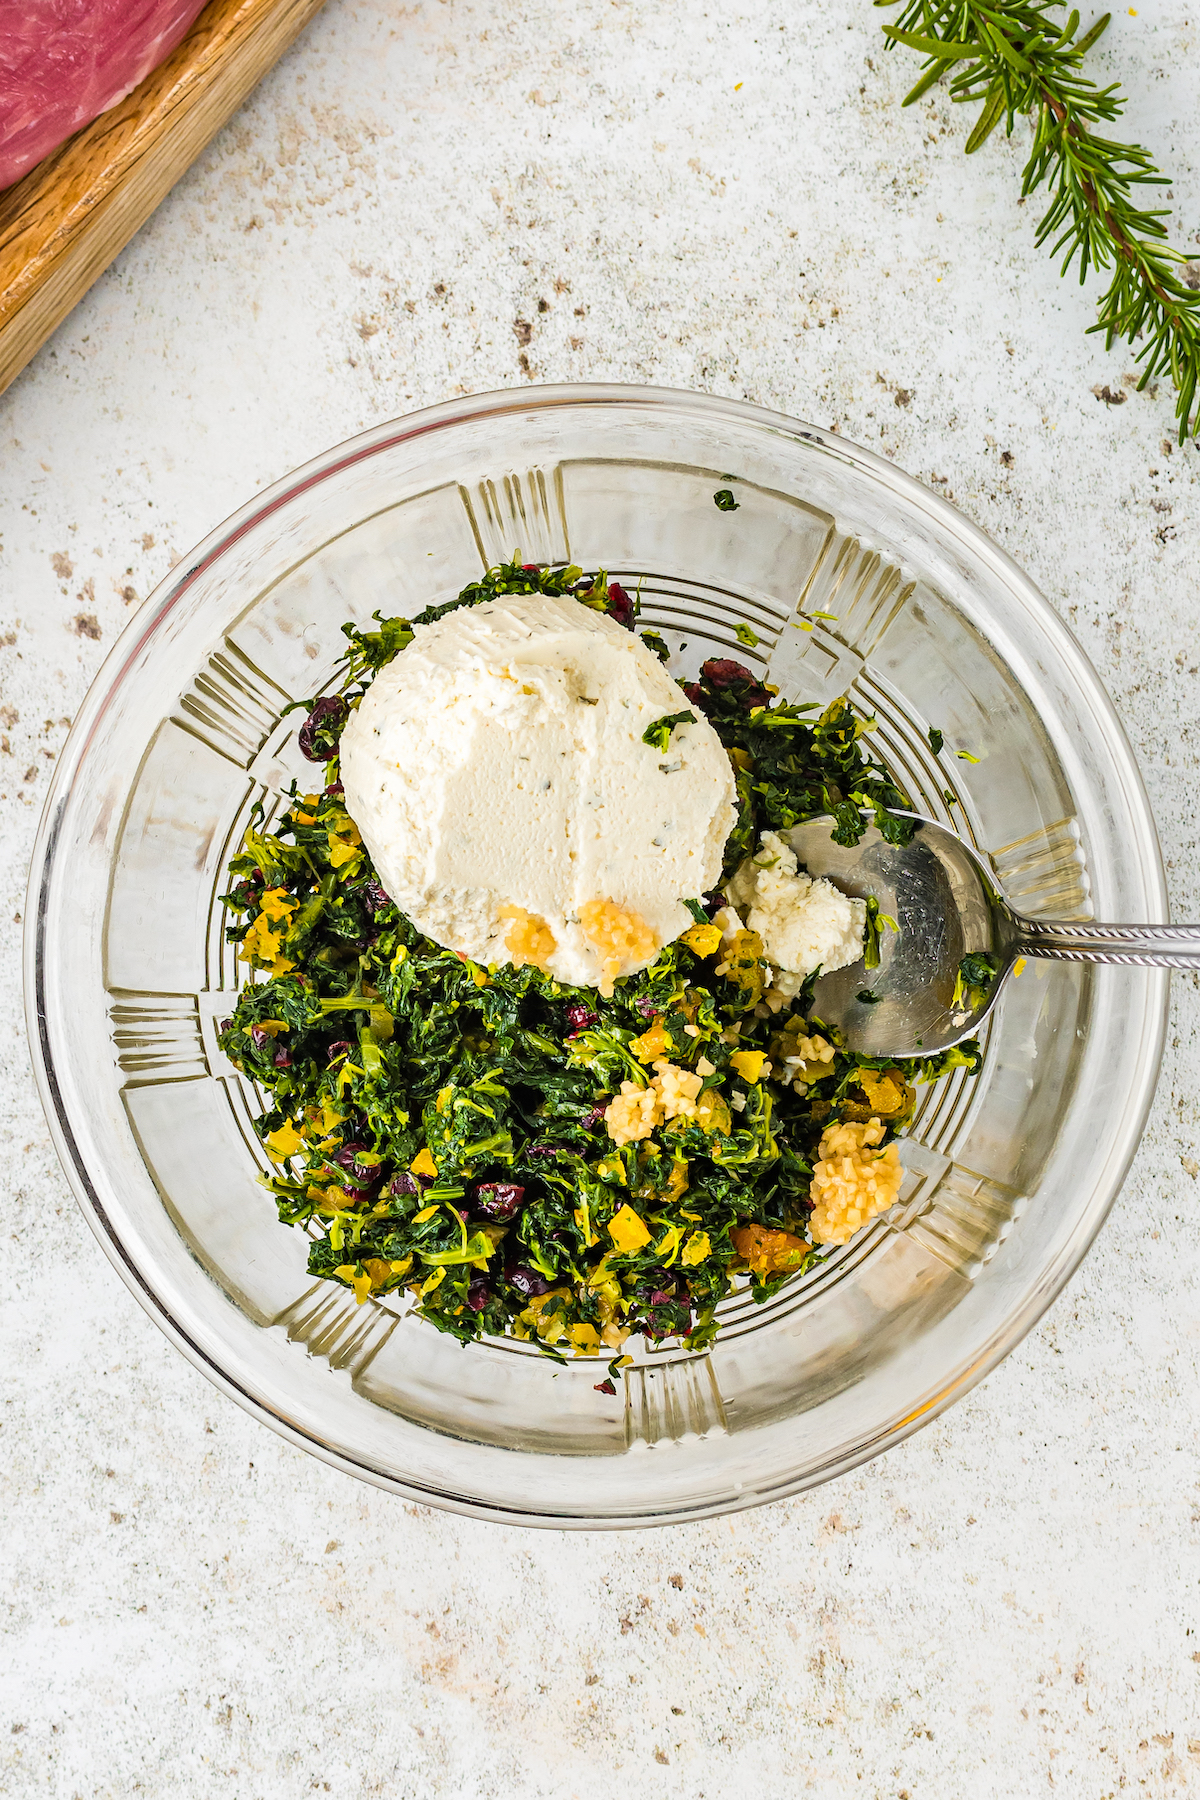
left=1014, top=917, right=1200, bottom=968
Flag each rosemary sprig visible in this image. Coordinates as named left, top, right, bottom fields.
left=876, top=0, right=1200, bottom=441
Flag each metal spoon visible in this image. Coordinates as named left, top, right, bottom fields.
left=785, top=813, right=1200, bottom=1059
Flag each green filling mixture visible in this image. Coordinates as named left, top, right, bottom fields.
left=218, top=561, right=980, bottom=1382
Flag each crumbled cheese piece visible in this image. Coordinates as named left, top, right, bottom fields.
left=727, top=830, right=867, bottom=979
left=339, top=593, right=736, bottom=990
left=808, top=1118, right=903, bottom=1245
left=713, top=904, right=744, bottom=944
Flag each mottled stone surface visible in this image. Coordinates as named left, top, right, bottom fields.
left=2, top=2, right=1199, bottom=1794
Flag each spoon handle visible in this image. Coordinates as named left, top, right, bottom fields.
left=1013, top=917, right=1200, bottom=968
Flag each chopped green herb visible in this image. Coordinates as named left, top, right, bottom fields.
left=857, top=989, right=884, bottom=1006
left=862, top=897, right=900, bottom=971
left=640, top=629, right=671, bottom=663
left=956, top=749, right=980, bottom=764
left=927, top=725, right=944, bottom=755
left=951, top=950, right=999, bottom=1013
left=733, top=622, right=759, bottom=648
left=713, top=489, right=740, bottom=511
left=641, top=710, right=697, bottom=753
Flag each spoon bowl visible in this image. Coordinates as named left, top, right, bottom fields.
left=788, top=814, right=1200, bottom=1059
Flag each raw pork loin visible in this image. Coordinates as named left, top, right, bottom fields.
left=0, top=0, right=209, bottom=190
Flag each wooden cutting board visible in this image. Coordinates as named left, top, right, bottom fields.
left=0, top=0, right=329, bottom=398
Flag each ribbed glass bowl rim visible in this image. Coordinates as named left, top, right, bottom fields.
left=24, top=383, right=1169, bottom=1526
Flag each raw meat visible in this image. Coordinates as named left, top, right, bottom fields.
left=0, top=0, right=210, bottom=191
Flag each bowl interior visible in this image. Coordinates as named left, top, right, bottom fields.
left=29, top=388, right=1167, bottom=1525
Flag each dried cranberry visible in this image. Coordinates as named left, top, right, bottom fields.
left=249, top=1024, right=270, bottom=1053
left=522, top=562, right=541, bottom=572
left=273, top=1046, right=292, bottom=1068
left=701, top=657, right=756, bottom=688
left=701, top=889, right=726, bottom=916
left=467, top=1277, right=491, bottom=1313
left=581, top=1106, right=606, bottom=1130
left=699, top=657, right=770, bottom=709
left=323, top=781, right=344, bottom=797
left=594, top=1378, right=617, bottom=1396
left=650, top=1288, right=675, bottom=1308
left=644, top=1302, right=690, bottom=1342
left=334, top=1143, right=382, bottom=1189
left=298, top=694, right=349, bottom=762
left=474, top=1182, right=525, bottom=1222
left=638, top=1267, right=674, bottom=1295
left=360, top=877, right=392, bottom=915
left=326, top=1040, right=351, bottom=1065
left=218, top=1018, right=232, bottom=1036
left=682, top=681, right=704, bottom=707
left=388, top=1172, right=419, bottom=1199
left=506, top=1264, right=551, bottom=1298
left=606, top=581, right=635, bottom=629
left=632, top=996, right=656, bottom=1020
left=565, top=1002, right=598, bottom=1031
left=525, top=1142, right=567, bottom=1160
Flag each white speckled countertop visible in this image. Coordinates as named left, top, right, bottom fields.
left=2, top=2, right=1199, bottom=1793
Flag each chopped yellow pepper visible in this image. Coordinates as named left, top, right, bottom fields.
left=608, top=1204, right=652, bottom=1253
left=265, top=1120, right=305, bottom=1161
left=681, top=1230, right=712, bottom=1266
left=731, top=1048, right=767, bottom=1084
left=259, top=888, right=298, bottom=923
left=630, top=1019, right=672, bottom=1063
left=680, top=921, right=723, bottom=957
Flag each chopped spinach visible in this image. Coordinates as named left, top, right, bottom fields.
left=953, top=950, right=999, bottom=1012
left=642, top=710, right=697, bottom=753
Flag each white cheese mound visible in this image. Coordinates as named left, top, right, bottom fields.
left=339, top=592, right=737, bottom=989
left=726, top=829, right=867, bottom=980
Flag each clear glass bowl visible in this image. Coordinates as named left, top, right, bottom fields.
left=25, top=385, right=1168, bottom=1528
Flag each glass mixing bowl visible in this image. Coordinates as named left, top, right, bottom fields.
left=25, top=385, right=1168, bottom=1528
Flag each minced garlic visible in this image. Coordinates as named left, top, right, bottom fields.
left=579, top=898, right=659, bottom=997
left=652, top=1057, right=703, bottom=1121
left=808, top=1117, right=903, bottom=1245
left=603, top=1057, right=704, bottom=1145
left=604, top=1082, right=661, bottom=1146
left=498, top=904, right=557, bottom=971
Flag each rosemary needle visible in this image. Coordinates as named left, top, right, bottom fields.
left=876, top=0, right=1200, bottom=442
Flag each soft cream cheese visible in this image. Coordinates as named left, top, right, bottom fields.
left=339, top=593, right=737, bottom=989
left=726, top=830, right=866, bottom=981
